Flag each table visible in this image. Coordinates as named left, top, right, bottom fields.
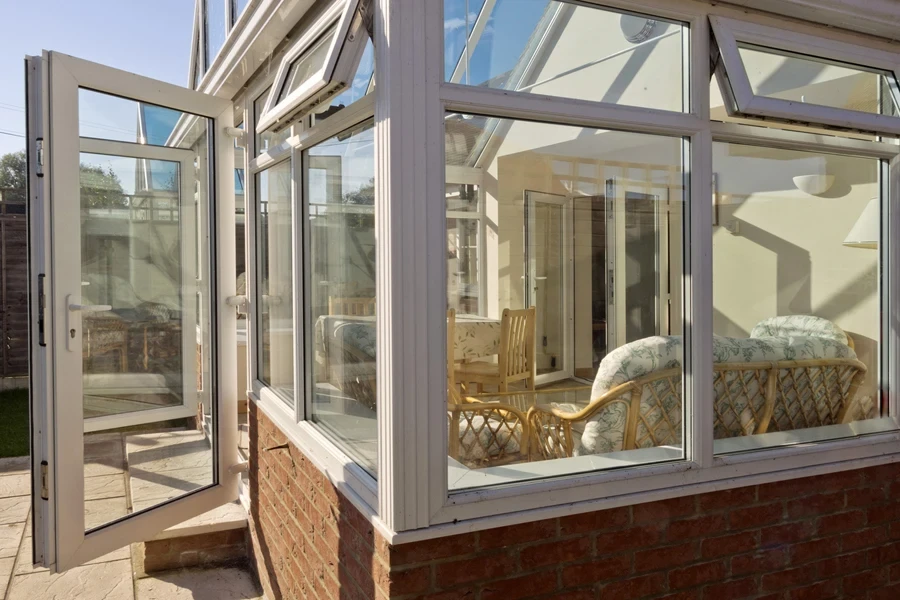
left=464, top=385, right=593, bottom=414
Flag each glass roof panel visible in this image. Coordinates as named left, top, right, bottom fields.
left=206, top=0, right=228, bottom=69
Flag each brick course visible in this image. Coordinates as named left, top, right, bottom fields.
left=248, top=402, right=900, bottom=600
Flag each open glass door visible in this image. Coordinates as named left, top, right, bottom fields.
left=606, top=178, right=670, bottom=350
left=524, top=190, right=572, bottom=385
left=27, top=51, right=238, bottom=572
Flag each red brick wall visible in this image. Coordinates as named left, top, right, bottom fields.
left=249, top=401, right=900, bottom=600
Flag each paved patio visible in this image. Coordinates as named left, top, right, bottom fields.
left=0, top=456, right=264, bottom=600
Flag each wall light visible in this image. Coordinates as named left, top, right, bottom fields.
left=843, top=198, right=879, bottom=249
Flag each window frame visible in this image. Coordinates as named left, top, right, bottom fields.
left=242, top=0, right=900, bottom=545
left=245, top=64, right=379, bottom=513
left=255, top=0, right=370, bottom=133
left=710, top=15, right=900, bottom=134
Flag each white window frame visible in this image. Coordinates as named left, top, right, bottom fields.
left=710, top=15, right=900, bottom=134
left=255, top=0, right=370, bottom=133
left=245, top=57, right=379, bottom=514
left=240, top=0, right=900, bottom=547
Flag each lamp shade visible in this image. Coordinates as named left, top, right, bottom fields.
left=843, top=198, right=879, bottom=249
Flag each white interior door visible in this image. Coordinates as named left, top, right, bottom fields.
left=524, top=191, right=573, bottom=385
left=27, top=51, right=238, bottom=573
left=606, top=177, right=669, bottom=350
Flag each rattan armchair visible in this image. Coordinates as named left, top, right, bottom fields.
left=528, top=358, right=867, bottom=460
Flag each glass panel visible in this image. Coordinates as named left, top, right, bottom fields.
left=207, top=0, right=228, bottom=68
left=278, top=25, right=337, bottom=103
left=80, top=90, right=182, bottom=145
left=307, top=120, right=376, bottom=475
left=443, top=0, right=687, bottom=112
left=712, top=142, right=885, bottom=453
left=447, top=215, right=481, bottom=316
left=312, top=37, right=375, bottom=125
left=446, top=112, right=685, bottom=489
left=78, top=99, right=215, bottom=531
left=254, top=88, right=290, bottom=155
left=234, top=0, right=250, bottom=23
left=255, top=160, right=294, bottom=404
left=738, top=45, right=899, bottom=117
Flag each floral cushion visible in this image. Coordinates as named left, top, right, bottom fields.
left=575, top=334, right=858, bottom=456
left=750, top=315, right=850, bottom=347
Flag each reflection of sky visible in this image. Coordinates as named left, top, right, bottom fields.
left=328, top=39, right=375, bottom=110
left=308, top=125, right=374, bottom=205
left=444, top=0, right=550, bottom=83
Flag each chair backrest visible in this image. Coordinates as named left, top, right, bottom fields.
left=498, top=307, right=535, bottom=381
left=328, top=296, right=376, bottom=317
left=574, top=358, right=867, bottom=456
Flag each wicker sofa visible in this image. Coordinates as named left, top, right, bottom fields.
left=528, top=317, right=867, bottom=460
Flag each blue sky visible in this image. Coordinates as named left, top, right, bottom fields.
left=0, top=0, right=194, bottom=156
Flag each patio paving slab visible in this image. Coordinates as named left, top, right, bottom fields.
left=0, top=477, right=28, bottom=500
left=84, top=474, right=127, bottom=501
left=0, top=557, right=12, bottom=599
left=0, top=524, right=24, bottom=560
left=15, top=533, right=132, bottom=576
left=135, top=566, right=264, bottom=600
left=0, top=499, right=29, bottom=527
left=6, top=559, right=134, bottom=600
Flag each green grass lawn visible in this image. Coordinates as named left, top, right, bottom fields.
left=0, top=389, right=29, bottom=458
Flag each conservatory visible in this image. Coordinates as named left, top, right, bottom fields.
left=24, top=0, right=900, bottom=597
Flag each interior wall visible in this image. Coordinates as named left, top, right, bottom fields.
left=712, top=144, right=880, bottom=400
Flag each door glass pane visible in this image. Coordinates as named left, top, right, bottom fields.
left=447, top=216, right=480, bottom=316
left=307, top=119, right=377, bottom=475
left=278, top=25, right=337, bottom=103
left=80, top=90, right=183, bottom=146
left=443, top=0, right=688, bottom=112
left=712, top=142, right=887, bottom=453
left=255, top=160, right=294, bottom=404
left=445, top=112, right=685, bottom=489
left=78, top=92, right=215, bottom=532
left=526, top=192, right=566, bottom=379
left=737, top=45, right=899, bottom=116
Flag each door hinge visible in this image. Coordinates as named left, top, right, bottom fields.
left=35, top=138, right=44, bottom=177
left=40, top=461, right=48, bottom=500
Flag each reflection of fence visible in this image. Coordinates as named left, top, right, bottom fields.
left=84, top=193, right=181, bottom=223
left=0, top=189, right=27, bottom=377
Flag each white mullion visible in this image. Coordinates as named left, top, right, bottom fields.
left=291, top=148, right=304, bottom=423
left=887, top=158, right=900, bottom=423
left=375, top=0, right=444, bottom=532
left=687, top=12, right=713, bottom=468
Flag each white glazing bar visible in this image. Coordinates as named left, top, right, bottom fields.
left=374, top=0, right=445, bottom=531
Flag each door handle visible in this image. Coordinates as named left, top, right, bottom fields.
left=68, top=303, right=113, bottom=312
left=65, top=295, right=113, bottom=353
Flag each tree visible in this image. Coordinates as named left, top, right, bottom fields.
left=0, top=150, right=26, bottom=204
left=0, top=150, right=128, bottom=208
left=80, top=164, right=127, bottom=208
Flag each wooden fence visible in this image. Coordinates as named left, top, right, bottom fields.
left=0, top=189, right=28, bottom=377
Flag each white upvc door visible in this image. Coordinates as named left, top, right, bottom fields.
left=26, top=51, right=238, bottom=573
left=606, top=177, right=670, bottom=350
left=524, top=190, right=573, bottom=386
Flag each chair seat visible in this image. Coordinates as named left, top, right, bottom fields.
left=455, top=360, right=501, bottom=380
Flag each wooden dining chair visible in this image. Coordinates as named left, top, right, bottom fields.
left=328, top=296, right=376, bottom=317
left=456, top=306, right=536, bottom=393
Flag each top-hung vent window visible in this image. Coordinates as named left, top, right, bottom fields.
left=710, top=16, right=900, bottom=134
left=256, top=0, right=370, bottom=133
